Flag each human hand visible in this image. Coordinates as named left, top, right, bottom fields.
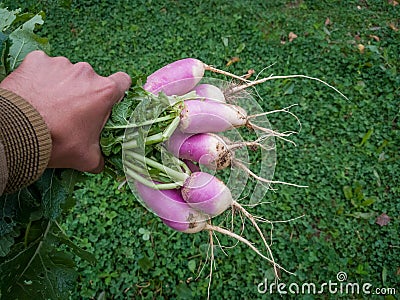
left=0, top=50, right=131, bottom=173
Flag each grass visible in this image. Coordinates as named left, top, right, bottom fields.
left=3, top=0, right=399, bottom=299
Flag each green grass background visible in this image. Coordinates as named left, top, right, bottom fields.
left=3, top=0, right=399, bottom=299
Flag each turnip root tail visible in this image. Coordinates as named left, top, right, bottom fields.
left=203, top=223, right=295, bottom=277
left=203, top=63, right=349, bottom=101
left=203, top=63, right=251, bottom=83
left=231, top=201, right=279, bottom=279
left=233, top=160, right=308, bottom=189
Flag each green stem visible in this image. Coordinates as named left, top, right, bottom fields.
left=24, top=220, right=32, bottom=248
left=104, top=114, right=176, bottom=129
left=124, top=161, right=183, bottom=189
left=122, top=115, right=181, bottom=149
left=125, top=151, right=189, bottom=183
left=162, top=115, right=180, bottom=140
left=123, top=138, right=138, bottom=149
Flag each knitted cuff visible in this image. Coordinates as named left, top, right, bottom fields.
left=0, top=88, right=52, bottom=194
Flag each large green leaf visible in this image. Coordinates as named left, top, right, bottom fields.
left=8, top=12, right=50, bottom=70
left=0, top=221, right=77, bottom=300
left=35, top=169, right=67, bottom=220
left=0, top=32, right=9, bottom=80
left=0, top=8, right=18, bottom=31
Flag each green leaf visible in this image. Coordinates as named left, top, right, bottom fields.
left=345, top=212, right=376, bottom=219
left=342, top=185, right=353, bottom=200
left=8, top=11, right=50, bottom=70
left=175, top=283, right=192, bottom=299
left=0, top=32, right=9, bottom=80
left=54, top=228, right=96, bottom=265
left=382, top=266, right=387, bottom=286
left=236, top=42, right=246, bottom=53
left=138, top=255, right=153, bottom=273
left=0, top=8, right=18, bottom=31
left=361, top=197, right=376, bottom=207
left=0, top=221, right=78, bottom=300
left=35, top=169, right=67, bottom=220
left=188, top=259, right=196, bottom=273
left=0, top=232, right=17, bottom=257
left=357, top=128, right=374, bottom=147
left=60, top=169, right=86, bottom=211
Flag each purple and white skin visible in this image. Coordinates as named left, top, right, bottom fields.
left=179, top=100, right=247, bottom=133
left=134, top=180, right=208, bottom=233
left=182, top=171, right=233, bottom=217
left=143, top=58, right=205, bottom=96
left=193, top=83, right=226, bottom=103
left=165, top=130, right=232, bottom=170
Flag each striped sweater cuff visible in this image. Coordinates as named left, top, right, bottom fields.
left=0, top=88, right=52, bottom=194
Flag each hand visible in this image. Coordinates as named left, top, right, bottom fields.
left=0, top=50, right=131, bottom=173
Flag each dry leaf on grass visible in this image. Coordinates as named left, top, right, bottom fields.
left=226, top=56, right=240, bottom=66
left=325, top=17, right=332, bottom=26
left=389, top=22, right=399, bottom=31
left=376, top=213, right=391, bottom=226
left=369, top=34, right=380, bottom=41
left=288, top=32, right=298, bottom=42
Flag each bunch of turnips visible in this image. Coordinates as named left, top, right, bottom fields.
left=101, top=58, right=346, bottom=281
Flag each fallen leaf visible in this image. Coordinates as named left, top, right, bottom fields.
left=288, top=32, right=298, bottom=42
left=357, top=44, right=365, bottom=53
left=226, top=56, right=240, bottom=66
left=389, top=22, right=399, bottom=31
left=388, top=0, right=399, bottom=6
left=243, top=69, right=255, bottom=79
left=376, top=213, right=391, bottom=226
left=397, top=267, right=400, bottom=276
left=325, top=17, right=332, bottom=26
left=369, top=34, right=380, bottom=41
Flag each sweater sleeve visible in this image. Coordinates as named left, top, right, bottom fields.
left=0, top=88, right=52, bottom=195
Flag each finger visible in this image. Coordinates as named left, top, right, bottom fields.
left=89, top=155, right=105, bottom=174
left=81, top=144, right=105, bottom=174
left=107, top=71, right=132, bottom=103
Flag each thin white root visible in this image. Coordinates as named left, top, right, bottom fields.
left=204, top=224, right=295, bottom=277
left=229, top=74, right=349, bottom=101
left=248, top=104, right=302, bottom=134
left=212, top=230, right=229, bottom=256
left=255, top=214, right=306, bottom=224
left=228, top=135, right=276, bottom=152
left=254, top=63, right=277, bottom=81
left=204, top=64, right=252, bottom=83
left=207, top=229, right=214, bottom=300
left=234, top=160, right=308, bottom=188
left=232, top=201, right=279, bottom=279
left=240, top=200, right=274, bottom=208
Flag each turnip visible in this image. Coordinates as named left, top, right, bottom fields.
left=142, top=57, right=256, bottom=97
left=178, top=99, right=299, bottom=145
left=125, top=151, right=285, bottom=280
left=181, top=171, right=282, bottom=280
left=192, top=83, right=226, bottom=103
left=134, top=180, right=207, bottom=233
left=143, top=57, right=348, bottom=100
left=165, top=129, right=266, bottom=171
left=181, top=171, right=232, bottom=217
left=131, top=171, right=290, bottom=281
left=143, top=58, right=205, bottom=96
left=164, top=129, right=305, bottom=189
left=101, top=57, right=348, bottom=297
